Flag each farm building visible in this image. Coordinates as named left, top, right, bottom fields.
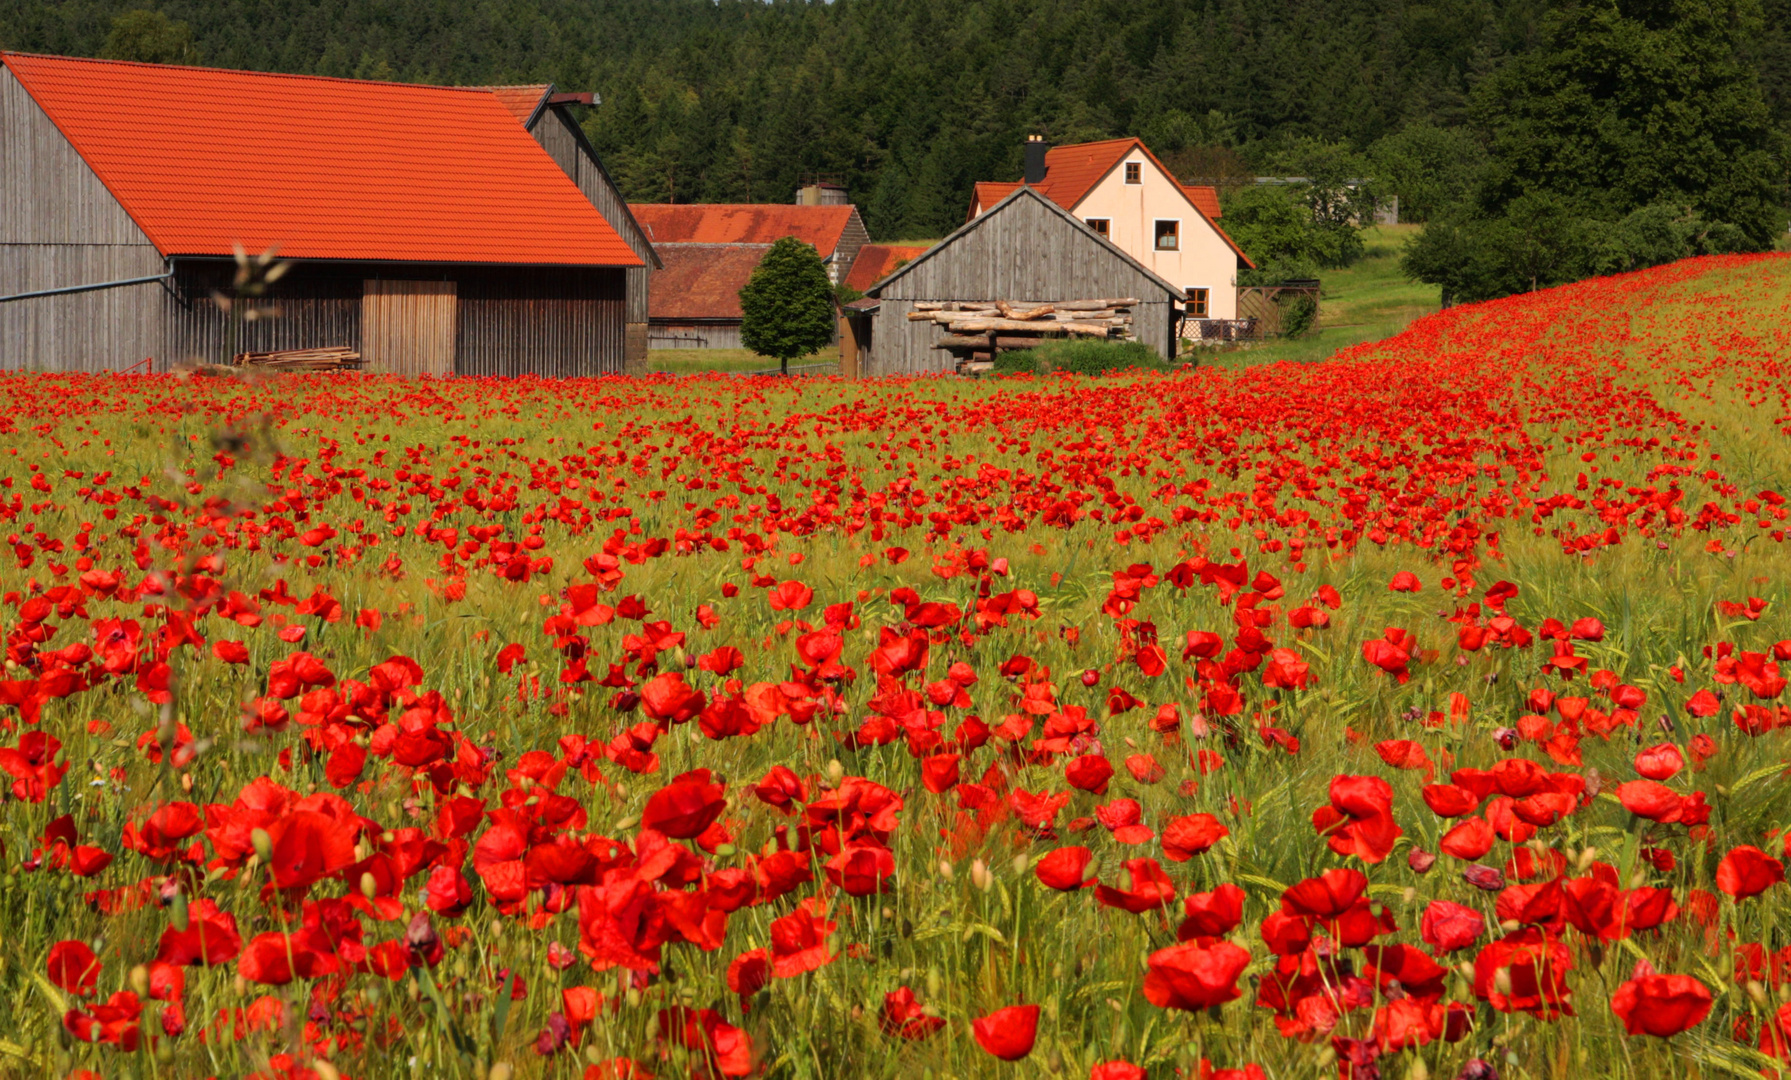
left=842, top=244, right=928, bottom=295
left=480, top=84, right=662, bottom=368
left=646, top=243, right=770, bottom=350
left=630, top=204, right=870, bottom=286
left=858, top=185, right=1185, bottom=375
left=0, top=53, right=645, bottom=375
left=967, top=137, right=1252, bottom=322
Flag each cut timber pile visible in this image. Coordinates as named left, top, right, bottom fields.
left=909, top=299, right=1140, bottom=373
left=230, top=347, right=363, bottom=372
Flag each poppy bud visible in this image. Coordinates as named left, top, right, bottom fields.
left=971, top=859, right=993, bottom=892
left=826, top=759, right=845, bottom=785
left=251, top=827, right=273, bottom=864
left=713, top=843, right=736, bottom=857
left=926, top=968, right=942, bottom=999
left=1081, top=669, right=1100, bottom=688
left=315, top=1063, right=341, bottom=1080
left=1408, top=1057, right=1431, bottom=1080
left=1576, top=846, right=1599, bottom=872
left=1010, top=853, right=1029, bottom=878
left=1747, top=980, right=1769, bottom=1007
left=613, top=815, right=639, bottom=831
left=169, top=889, right=189, bottom=932
left=1493, top=967, right=1513, bottom=997
left=234, top=973, right=249, bottom=997
left=1408, top=849, right=1436, bottom=874
left=1499, top=919, right=1520, bottom=933
left=129, top=964, right=150, bottom=996
left=937, top=860, right=954, bottom=880
left=360, top=872, right=378, bottom=900
left=624, top=988, right=642, bottom=1009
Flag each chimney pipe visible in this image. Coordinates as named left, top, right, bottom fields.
left=1023, top=135, right=1049, bottom=185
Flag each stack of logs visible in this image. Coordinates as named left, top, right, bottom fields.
left=909, top=299, right=1139, bottom=372
left=230, top=346, right=363, bottom=372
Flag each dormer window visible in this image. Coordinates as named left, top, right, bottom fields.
left=1124, top=162, right=1142, bottom=184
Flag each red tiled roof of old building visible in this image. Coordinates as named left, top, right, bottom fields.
left=629, top=204, right=855, bottom=258
left=648, top=244, right=770, bottom=321
left=968, top=141, right=1222, bottom=222
left=843, top=244, right=929, bottom=293
left=481, top=84, right=552, bottom=125
left=0, top=53, right=641, bottom=267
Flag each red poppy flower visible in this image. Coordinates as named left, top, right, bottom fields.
left=1142, top=940, right=1251, bottom=1010
left=1633, top=743, right=1685, bottom=781
left=1716, top=845, right=1785, bottom=900
left=1095, top=858, right=1176, bottom=914
left=641, top=775, right=727, bottom=840
left=881, top=986, right=946, bottom=1040
left=1092, top=1063, right=1146, bottom=1080
left=1161, top=813, right=1229, bottom=861
left=1178, top=883, right=1247, bottom=940
left=1064, top=754, right=1114, bottom=794
left=971, top=1004, right=1039, bottom=1060
left=1035, top=846, right=1094, bottom=890
left=1420, top=900, right=1486, bottom=954
left=768, top=901, right=836, bottom=978
left=1610, top=971, right=1712, bottom=1037
left=1616, top=780, right=1683, bottom=823
left=47, top=939, right=101, bottom=996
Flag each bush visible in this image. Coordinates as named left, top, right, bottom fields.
left=1279, top=293, right=1319, bottom=338
left=992, top=338, right=1167, bottom=375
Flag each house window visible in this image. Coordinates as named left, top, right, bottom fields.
left=1085, top=218, right=1110, bottom=236
left=1124, top=162, right=1142, bottom=184
left=1187, top=288, right=1209, bottom=318
left=1154, top=220, right=1179, bottom=250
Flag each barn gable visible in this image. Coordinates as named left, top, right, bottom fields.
left=864, top=186, right=1183, bottom=375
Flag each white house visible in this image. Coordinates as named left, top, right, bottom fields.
left=967, top=137, right=1253, bottom=320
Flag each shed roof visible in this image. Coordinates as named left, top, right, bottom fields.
left=648, top=244, right=769, bottom=321
left=630, top=204, right=856, bottom=258
left=842, top=244, right=928, bottom=293
left=865, top=185, right=1184, bottom=300
left=0, top=52, right=642, bottom=267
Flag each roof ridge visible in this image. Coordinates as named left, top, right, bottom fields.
left=0, top=50, right=497, bottom=95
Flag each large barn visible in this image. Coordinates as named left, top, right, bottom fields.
left=859, top=186, right=1185, bottom=375
left=0, top=53, right=646, bottom=375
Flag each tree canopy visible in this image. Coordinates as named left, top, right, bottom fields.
left=739, top=238, right=836, bottom=374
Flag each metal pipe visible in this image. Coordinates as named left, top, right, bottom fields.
left=0, top=270, right=174, bottom=304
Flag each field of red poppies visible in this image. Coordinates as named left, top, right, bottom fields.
left=0, top=253, right=1788, bottom=1080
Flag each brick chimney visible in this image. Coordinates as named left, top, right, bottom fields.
left=1023, top=135, right=1049, bottom=185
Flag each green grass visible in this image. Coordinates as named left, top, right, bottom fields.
left=1201, top=224, right=1441, bottom=368
left=648, top=347, right=842, bottom=376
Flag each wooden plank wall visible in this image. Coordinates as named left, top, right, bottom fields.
left=867, top=195, right=1178, bottom=375
left=648, top=321, right=745, bottom=350
left=455, top=266, right=626, bottom=377
left=162, top=262, right=362, bottom=367
left=1, top=66, right=165, bottom=371
left=534, top=106, right=654, bottom=372
left=363, top=279, right=456, bottom=375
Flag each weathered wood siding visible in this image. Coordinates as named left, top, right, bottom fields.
left=532, top=106, right=653, bottom=371
left=363, top=279, right=456, bottom=375
left=648, top=321, right=744, bottom=351
left=1, top=65, right=164, bottom=371
left=866, top=193, right=1179, bottom=375
left=162, top=262, right=363, bottom=366
left=455, top=266, right=625, bottom=377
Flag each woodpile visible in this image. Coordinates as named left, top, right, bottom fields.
left=230, top=346, right=363, bottom=372
left=908, top=299, right=1140, bottom=372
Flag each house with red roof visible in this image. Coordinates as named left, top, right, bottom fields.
left=967, top=137, right=1252, bottom=320
left=627, top=202, right=870, bottom=350
left=0, top=53, right=645, bottom=375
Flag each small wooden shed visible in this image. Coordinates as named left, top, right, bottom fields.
left=861, top=186, right=1184, bottom=375
left=1, top=53, right=644, bottom=375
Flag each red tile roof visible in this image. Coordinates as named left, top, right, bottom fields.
left=843, top=243, right=928, bottom=293
left=0, top=53, right=642, bottom=267
left=1182, top=184, right=1222, bottom=219
left=629, top=204, right=855, bottom=258
left=482, top=84, right=551, bottom=125
left=648, top=244, right=769, bottom=321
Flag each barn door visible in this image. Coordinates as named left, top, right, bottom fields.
left=362, top=280, right=456, bottom=375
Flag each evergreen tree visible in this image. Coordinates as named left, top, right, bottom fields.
left=739, top=238, right=836, bottom=376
